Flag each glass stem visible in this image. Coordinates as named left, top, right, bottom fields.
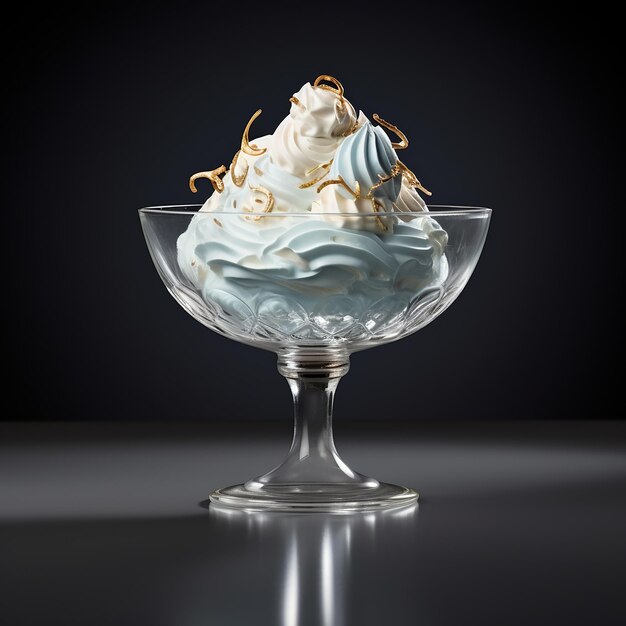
left=286, top=375, right=342, bottom=467
left=246, top=350, right=377, bottom=489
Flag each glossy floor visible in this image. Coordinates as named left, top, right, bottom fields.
left=1, top=421, right=625, bottom=625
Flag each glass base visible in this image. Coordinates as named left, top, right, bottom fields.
left=209, top=482, right=418, bottom=512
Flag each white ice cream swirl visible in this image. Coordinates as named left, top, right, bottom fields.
left=177, top=76, right=448, bottom=332
left=270, top=82, right=357, bottom=177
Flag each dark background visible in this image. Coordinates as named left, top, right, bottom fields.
left=6, top=3, right=620, bottom=421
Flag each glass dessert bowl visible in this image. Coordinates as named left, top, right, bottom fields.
left=140, top=205, right=491, bottom=511
left=140, top=72, right=491, bottom=510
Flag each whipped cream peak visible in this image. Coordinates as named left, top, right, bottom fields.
left=187, top=75, right=429, bottom=218
left=328, top=120, right=401, bottom=204
left=179, top=75, right=447, bottom=327
left=287, top=82, right=356, bottom=138
left=270, top=80, right=357, bottom=177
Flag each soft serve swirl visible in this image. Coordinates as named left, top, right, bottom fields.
left=328, top=119, right=401, bottom=203
left=177, top=75, right=448, bottom=334
left=270, top=81, right=356, bottom=176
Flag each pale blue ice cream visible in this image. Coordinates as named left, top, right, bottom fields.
left=177, top=79, right=448, bottom=334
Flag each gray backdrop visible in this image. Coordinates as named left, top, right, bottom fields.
left=5, top=2, right=619, bottom=421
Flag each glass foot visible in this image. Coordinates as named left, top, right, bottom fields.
left=209, top=354, right=418, bottom=512
left=209, top=482, right=418, bottom=512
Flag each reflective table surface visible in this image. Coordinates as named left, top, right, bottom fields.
left=1, top=421, right=625, bottom=625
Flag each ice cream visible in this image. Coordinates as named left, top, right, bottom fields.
left=177, top=75, right=448, bottom=337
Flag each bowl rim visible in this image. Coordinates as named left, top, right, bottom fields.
left=138, top=204, right=492, bottom=217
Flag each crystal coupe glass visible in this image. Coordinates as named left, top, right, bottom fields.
left=140, top=205, right=491, bottom=511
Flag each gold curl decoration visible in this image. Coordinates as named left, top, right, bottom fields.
left=299, top=172, right=329, bottom=189
left=245, top=184, right=274, bottom=220
left=313, top=75, right=344, bottom=98
left=313, top=74, right=345, bottom=107
left=316, top=175, right=361, bottom=199
left=372, top=113, right=409, bottom=150
left=342, top=120, right=361, bottom=137
left=230, top=150, right=248, bottom=187
left=189, top=165, right=227, bottom=193
left=306, top=159, right=334, bottom=177
left=299, top=159, right=333, bottom=189
left=289, top=96, right=303, bottom=108
left=367, top=163, right=402, bottom=196
left=241, top=109, right=267, bottom=156
left=370, top=197, right=389, bottom=232
left=397, top=159, right=432, bottom=196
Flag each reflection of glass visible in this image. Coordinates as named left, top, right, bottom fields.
left=208, top=503, right=418, bottom=626
left=140, top=206, right=490, bottom=510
